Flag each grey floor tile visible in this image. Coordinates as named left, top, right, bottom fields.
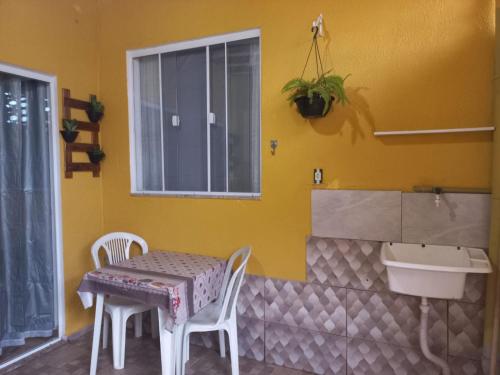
left=2, top=332, right=312, bottom=375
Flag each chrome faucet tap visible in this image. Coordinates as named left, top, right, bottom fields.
left=432, top=187, right=442, bottom=208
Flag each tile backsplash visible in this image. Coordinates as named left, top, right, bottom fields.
left=306, top=236, right=488, bottom=374
left=402, top=192, right=491, bottom=248
left=312, top=189, right=491, bottom=249
left=312, top=190, right=402, bottom=242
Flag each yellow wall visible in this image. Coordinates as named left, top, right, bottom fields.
left=98, top=0, right=494, bottom=283
left=0, top=0, right=103, bottom=334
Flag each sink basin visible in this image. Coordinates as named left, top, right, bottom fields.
left=381, top=242, right=491, bottom=299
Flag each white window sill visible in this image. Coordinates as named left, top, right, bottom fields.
left=130, top=191, right=261, bottom=200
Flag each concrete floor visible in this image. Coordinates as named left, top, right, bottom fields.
left=1, top=332, right=311, bottom=375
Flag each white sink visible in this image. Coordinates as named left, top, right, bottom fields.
left=381, top=242, right=491, bottom=299
left=381, top=242, right=492, bottom=374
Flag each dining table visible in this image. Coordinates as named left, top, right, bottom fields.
left=77, top=250, right=227, bottom=375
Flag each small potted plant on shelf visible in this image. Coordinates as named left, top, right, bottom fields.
left=87, top=146, right=105, bottom=164
left=281, top=72, right=350, bottom=118
left=60, top=119, right=79, bottom=143
left=86, top=96, right=104, bottom=123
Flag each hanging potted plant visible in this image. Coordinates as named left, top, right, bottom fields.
left=60, top=119, right=79, bottom=143
left=282, top=21, right=350, bottom=119
left=87, top=146, right=106, bottom=164
left=86, top=96, right=104, bottom=123
left=282, top=73, right=349, bottom=118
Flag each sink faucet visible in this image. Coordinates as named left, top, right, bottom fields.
left=432, top=187, right=442, bottom=208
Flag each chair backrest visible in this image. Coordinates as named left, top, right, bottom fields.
left=91, top=232, right=148, bottom=268
left=216, top=246, right=251, bottom=325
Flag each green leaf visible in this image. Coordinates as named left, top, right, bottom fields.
left=63, top=118, right=78, bottom=131
left=281, top=72, right=350, bottom=110
left=89, top=96, right=104, bottom=113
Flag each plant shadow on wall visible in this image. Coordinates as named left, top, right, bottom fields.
left=309, top=86, right=375, bottom=142
left=314, top=24, right=375, bottom=141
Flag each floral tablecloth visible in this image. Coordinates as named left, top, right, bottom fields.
left=77, top=250, right=227, bottom=330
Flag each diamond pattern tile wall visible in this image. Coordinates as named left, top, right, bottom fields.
left=265, top=277, right=346, bottom=335
left=347, top=337, right=441, bottom=375
left=265, top=322, right=347, bottom=374
left=238, top=274, right=265, bottom=320
left=461, top=274, right=487, bottom=305
left=449, top=302, right=485, bottom=359
left=307, top=237, right=388, bottom=291
left=238, top=316, right=265, bottom=361
left=193, top=231, right=487, bottom=374
left=190, top=316, right=265, bottom=362
left=448, top=356, right=484, bottom=375
left=347, top=289, right=447, bottom=352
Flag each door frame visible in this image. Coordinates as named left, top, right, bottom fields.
left=0, top=61, right=65, bottom=368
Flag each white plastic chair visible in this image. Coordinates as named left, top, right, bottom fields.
left=91, top=232, right=158, bottom=370
left=179, top=246, right=251, bottom=375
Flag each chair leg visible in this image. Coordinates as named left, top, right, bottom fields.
left=184, top=331, right=190, bottom=364
left=218, top=329, right=226, bottom=358
left=151, top=309, right=159, bottom=339
left=102, top=313, right=109, bottom=349
left=111, top=310, right=124, bottom=369
left=134, top=312, right=143, bottom=338
left=228, top=320, right=239, bottom=375
left=119, top=314, right=129, bottom=369
left=181, top=329, right=190, bottom=375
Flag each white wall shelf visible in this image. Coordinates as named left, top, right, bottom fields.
left=373, top=126, right=495, bottom=136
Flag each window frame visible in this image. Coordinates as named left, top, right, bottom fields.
left=126, top=29, right=262, bottom=198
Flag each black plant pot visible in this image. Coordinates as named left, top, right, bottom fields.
left=87, top=151, right=105, bottom=164
left=60, top=130, right=79, bottom=143
left=294, top=94, right=333, bottom=119
left=86, top=110, right=104, bottom=123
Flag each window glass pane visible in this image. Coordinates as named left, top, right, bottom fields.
left=227, top=37, right=260, bottom=193
left=161, top=52, right=178, bottom=190
left=133, top=55, right=162, bottom=191
left=161, top=47, right=207, bottom=191
left=130, top=33, right=260, bottom=196
left=209, top=44, right=227, bottom=192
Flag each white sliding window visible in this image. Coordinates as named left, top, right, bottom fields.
left=127, top=30, right=261, bottom=197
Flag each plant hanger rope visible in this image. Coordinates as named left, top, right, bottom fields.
left=281, top=15, right=349, bottom=119
left=300, top=25, right=325, bottom=80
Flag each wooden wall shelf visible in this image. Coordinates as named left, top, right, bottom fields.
left=62, top=88, right=101, bottom=178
